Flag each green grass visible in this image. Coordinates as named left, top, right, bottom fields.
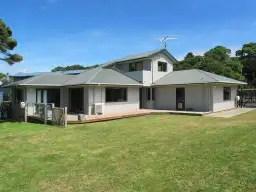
left=0, top=112, right=256, bottom=192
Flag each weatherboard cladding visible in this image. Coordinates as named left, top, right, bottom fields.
left=153, top=69, right=246, bottom=85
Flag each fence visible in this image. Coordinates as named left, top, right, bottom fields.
left=25, top=103, right=67, bottom=127
left=237, top=88, right=256, bottom=107
left=0, top=101, right=12, bottom=120
left=52, top=107, right=67, bottom=127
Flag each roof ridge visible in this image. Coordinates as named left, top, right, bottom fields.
left=87, top=67, right=103, bottom=84
left=196, top=69, right=219, bottom=82
left=110, top=67, right=142, bottom=84
left=22, top=73, right=49, bottom=85
left=153, top=69, right=199, bottom=84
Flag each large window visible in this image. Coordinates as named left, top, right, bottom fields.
left=223, top=87, right=231, bottom=101
left=152, top=88, right=155, bottom=101
left=106, top=88, right=127, bottom=102
left=129, top=62, right=143, bottom=72
left=146, top=88, right=155, bottom=101
left=158, top=61, right=167, bottom=72
left=36, top=89, right=45, bottom=103
left=47, top=89, right=60, bottom=107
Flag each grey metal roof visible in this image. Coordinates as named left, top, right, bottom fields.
left=64, top=67, right=141, bottom=86
left=153, top=69, right=247, bottom=85
left=101, top=49, right=177, bottom=67
left=5, top=67, right=141, bottom=87
left=4, top=74, right=73, bottom=87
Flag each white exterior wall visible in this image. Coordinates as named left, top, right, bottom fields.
left=87, top=86, right=140, bottom=115
left=185, top=85, right=211, bottom=112
left=212, top=85, right=237, bottom=112
left=113, top=53, right=174, bottom=86
left=154, top=87, right=176, bottom=110
left=151, top=53, right=174, bottom=82
left=154, top=85, right=211, bottom=112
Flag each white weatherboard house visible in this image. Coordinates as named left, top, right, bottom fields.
left=6, top=49, right=246, bottom=118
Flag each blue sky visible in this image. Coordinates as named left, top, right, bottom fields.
left=1, top=0, right=256, bottom=74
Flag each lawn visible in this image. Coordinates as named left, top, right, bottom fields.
left=0, top=112, right=256, bottom=192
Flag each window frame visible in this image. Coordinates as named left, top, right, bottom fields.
left=152, top=88, right=155, bottom=101
left=158, top=61, right=167, bottom=72
left=105, top=88, right=127, bottom=103
left=223, top=87, right=231, bottom=101
left=129, top=62, right=143, bottom=72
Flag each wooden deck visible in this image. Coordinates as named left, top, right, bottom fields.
left=67, top=109, right=210, bottom=124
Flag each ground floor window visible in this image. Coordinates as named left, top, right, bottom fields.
left=106, top=88, right=127, bottom=102
left=14, top=88, right=23, bottom=104
left=36, top=89, right=60, bottom=107
left=147, top=88, right=155, bottom=101
left=36, top=89, right=46, bottom=103
left=147, top=88, right=151, bottom=100
left=223, top=87, right=231, bottom=101
left=152, top=88, right=155, bottom=100
left=47, top=89, right=60, bottom=107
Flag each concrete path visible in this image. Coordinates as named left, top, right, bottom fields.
left=206, top=108, right=255, bottom=118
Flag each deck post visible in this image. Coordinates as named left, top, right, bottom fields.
left=44, top=104, right=47, bottom=124
left=64, top=107, right=67, bottom=127
left=24, top=103, right=28, bottom=123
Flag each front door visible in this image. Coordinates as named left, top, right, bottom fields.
left=69, top=88, right=84, bottom=113
left=176, top=88, right=185, bottom=110
left=139, top=88, right=143, bottom=109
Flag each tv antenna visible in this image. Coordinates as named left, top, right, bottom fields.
left=155, top=36, right=178, bottom=48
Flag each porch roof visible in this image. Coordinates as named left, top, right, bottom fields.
left=3, top=74, right=74, bottom=87
left=64, top=67, right=142, bottom=86
left=153, top=69, right=247, bottom=86
left=4, top=68, right=142, bottom=87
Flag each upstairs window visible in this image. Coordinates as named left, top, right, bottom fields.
left=129, top=62, right=143, bottom=72
left=158, top=61, right=167, bottom=72
left=106, top=88, right=127, bottom=102
left=223, top=87, right=231, bottom=101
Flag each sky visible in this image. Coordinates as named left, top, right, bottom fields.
left=1, top=0, right=256, bottom=74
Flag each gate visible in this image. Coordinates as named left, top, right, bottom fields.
left=238, top=88, right=256, bottom=107
left=52, top=107, right=67, bottom=127
left=26, top=103, right=67, bottom=127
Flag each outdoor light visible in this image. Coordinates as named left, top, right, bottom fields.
left=20, top=102, right=26, bottom=108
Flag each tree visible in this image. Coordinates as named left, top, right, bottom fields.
left=236, top=42, right=256, bottom=85
left=0, top=19, right=23, bottom=65
left=51, top=64, right=99, bottom=72
left=0, top=72, right=5, bottom=79
left=175, top=46, right=243, bottom=80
